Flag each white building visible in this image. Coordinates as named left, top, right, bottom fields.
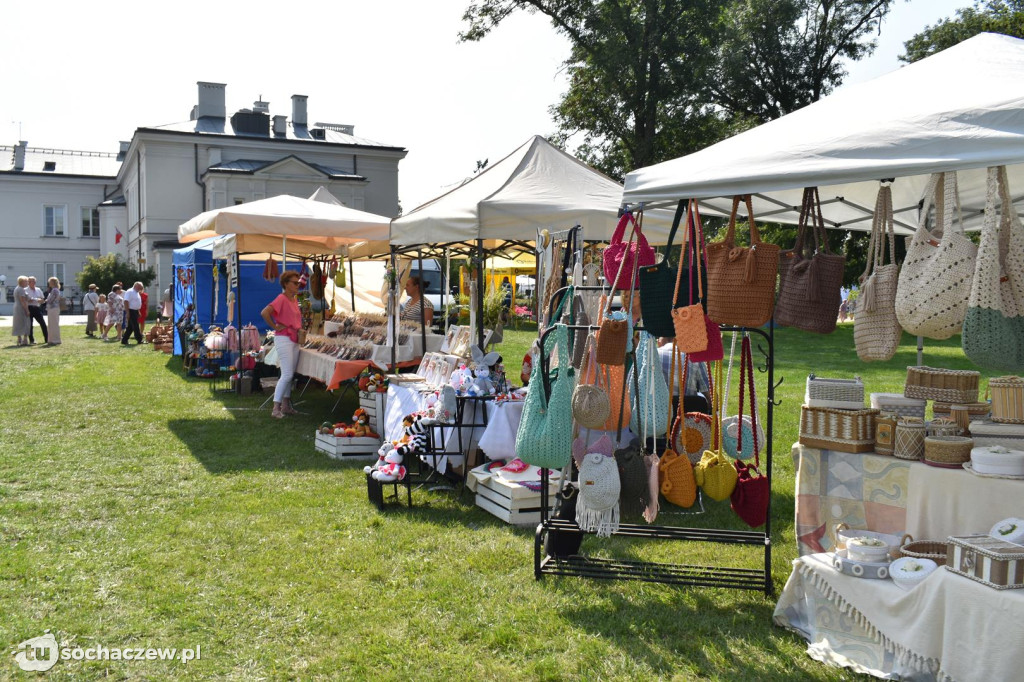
left=1, top=81, right=407, bottom=312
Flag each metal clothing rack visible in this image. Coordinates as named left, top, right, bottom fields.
left=531, top=315, right=779, bottom=596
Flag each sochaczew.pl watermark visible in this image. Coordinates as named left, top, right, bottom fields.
left=13, top=632, right=201, bottom=672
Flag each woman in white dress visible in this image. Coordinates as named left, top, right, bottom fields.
left=105, top=285, right=124, bottom=341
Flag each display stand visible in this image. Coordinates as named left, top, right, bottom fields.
left=532, top=321, right=778, bottom=596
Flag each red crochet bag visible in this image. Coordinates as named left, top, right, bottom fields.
left=730, top=336, right=770, bottom=528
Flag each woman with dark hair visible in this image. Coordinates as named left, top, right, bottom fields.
left=401, top=276, right=434, bottom=326
left=261, top=271, right=303, bottom=419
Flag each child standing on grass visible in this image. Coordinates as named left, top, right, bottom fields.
left=95, top=294, right=108, bottom=336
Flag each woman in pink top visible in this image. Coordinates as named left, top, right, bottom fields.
left=261, top=270, right=303, bottom=419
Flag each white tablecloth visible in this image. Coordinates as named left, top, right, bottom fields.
left=905, top=463, right=1024, bottom=540
left=775, top=553, right=1024, bottom=682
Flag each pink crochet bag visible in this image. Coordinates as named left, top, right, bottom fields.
left=603, top=210, right=655, bottom=291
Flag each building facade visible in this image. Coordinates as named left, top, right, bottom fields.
left=1, top=81, right=406, bottom=312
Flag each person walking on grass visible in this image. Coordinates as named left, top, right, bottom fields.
left=83, top=283, right=100, bottom=337
left=95, top=294, right=108, bottom=336
left=261, top=271, right=302, bottom=419
left=25, top=276, right=47, bottom=344
left=44, top=277, right=63, bottom=345
left=105, top=285, right=124, bottom=341
left=121, top=282, right=144, bottom=345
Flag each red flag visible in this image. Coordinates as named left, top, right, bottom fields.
left=115, top=228, right=123, bottom=244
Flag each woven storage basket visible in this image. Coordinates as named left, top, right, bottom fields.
left=990, top=376, right=1024, bottom=424
left=805, top=375, right=865, bottom=409
left=870, top=392, right=926, bottom=419
left=904, top=366, right=980, bottom=403
left=893, top=417, right=927, bottom=460
left=924, top=435, right=974, bottom=465
left=799, top=405, right=878, bottom=453
left=932, top=401, right=991, bottom=419
left=899, top=538, right=949, bottom=567
left=926, top=418, right=961, bottom=438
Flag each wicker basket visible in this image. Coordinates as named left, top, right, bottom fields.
left=899, top=537, right=949, bottom=566
left=905, top=366, right=981, bottom=403
left=932, top=401, right=991, bottom=419
left=893, top=417, right=927, bottom=460
left=990, top=376, right=1024, bottom=424
left=806, top=375, right=865, bottom=409
left=924, top=435, right=974, bottom=465
left=799, top=405, right=878, bottom=453
left=870, top=392, right=926, bottom=419
left=927, top=417, right=961, bottom=437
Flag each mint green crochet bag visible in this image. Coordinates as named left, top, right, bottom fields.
left=516, top=324, right=576, bottom=469
left=630, top=331, right=670, bottom=437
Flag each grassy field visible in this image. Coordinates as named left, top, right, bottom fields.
left=0, top=323, right=973, bottom=680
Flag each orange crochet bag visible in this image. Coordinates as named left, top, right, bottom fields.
left=672, top=200, right=708, bottom=353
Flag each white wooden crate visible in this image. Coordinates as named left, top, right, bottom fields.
left=468, top=463, right=560, bottom=527
left=315, top=431, right=381, bottom=460
left=358, top=391, right=387, bottom=434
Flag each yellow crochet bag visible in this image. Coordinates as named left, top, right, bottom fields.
left=693, top=361, right=737, bottom=501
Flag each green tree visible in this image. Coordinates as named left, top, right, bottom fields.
left=901, top=0, right=1024, bottom=63
left=75, top=254, right=155, bottom=295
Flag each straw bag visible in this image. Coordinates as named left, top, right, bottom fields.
left=706, top=195, right=781, bottom=328
left=855, top=184, right=903, bottom=362
left=962, top=166, right=1024, bottom=371
left=896, top=172, right=978, bottom=339
left=515, top=324, right=575, bottom=469
left=672, top=200, right=709, bottom=353
left=572, top=334, right=611, bottom=429
left=775, top=187, right=846, bottom=334
left=603, top=209, right=655, bottom=291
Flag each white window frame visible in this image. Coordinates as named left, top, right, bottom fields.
left=81, top=207, right=100, bottom=238
left=44, top=263, right=65, bottom=284
left=43, top=205, right=67, bottom=237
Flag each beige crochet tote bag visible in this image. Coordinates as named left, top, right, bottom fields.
left=855, top=184, right=903, bottom=361
left=895, top=172, right=978, bottom=340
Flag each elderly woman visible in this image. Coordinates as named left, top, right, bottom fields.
left=10, top=276, right=31, bottom=346
left=401, top=276, right=434, bottom=327
left=104, top=285, right=124, bottom=341
left=44, top=277, right=63, bottom=345
left=261, top=271, right=303, bottom=419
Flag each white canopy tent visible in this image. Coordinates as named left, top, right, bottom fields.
left=391, top=134, right=675, bottom=245
left=623, top=33, right=1024, bottom=234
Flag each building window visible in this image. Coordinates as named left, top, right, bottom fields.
left=234, top=197, right=245, bottom=205
left=44, top=263, right=65, bottom=285
left=81, top=207, right=100, bottom=237
left=43, top=205, right=66, bottom=237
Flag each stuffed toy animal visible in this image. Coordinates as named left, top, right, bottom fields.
left=467, top=345, right=501, bottom=397
left=364, top=441, right=394, bottom=477
left=449, top=364, right=472, bottom=394
left=372, top=449, right=406, bottom=482
left=351, top=408, right=378, bottom=438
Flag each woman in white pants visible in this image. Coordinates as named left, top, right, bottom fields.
left=44, top=277, right=63, bottom=345
left=261, top=270, right=302, bottom=419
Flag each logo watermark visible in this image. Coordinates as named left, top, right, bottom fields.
left=12, top=631, right=201, bottom=672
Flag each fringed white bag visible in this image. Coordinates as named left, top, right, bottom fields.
left=575, top=453, right=621, bottom=538
left=895, top=172, right=978, bottom=339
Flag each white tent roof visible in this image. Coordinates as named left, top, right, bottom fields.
left=391, top=135, right=675, bottom=244
left=623, top=33, right=1024, bottom=234
left=178, top=191, right=391, bottom=246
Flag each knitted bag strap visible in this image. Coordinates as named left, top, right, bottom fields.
left=671, top=203, right=692, bottom=308
left=688, top=199, right=706, bottom=304
left=738, top=334, right=760, bottom=467
left=721, top=331, right=738, bottom=419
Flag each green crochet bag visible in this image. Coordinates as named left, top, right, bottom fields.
left=516, top=324, right=576, bottom=469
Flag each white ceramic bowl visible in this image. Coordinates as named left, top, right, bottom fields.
left=889, top=557, right=938, bottom=591
left=846, top=536, right=893, bottom=563
left=989, top=517, right=1024, bottom=545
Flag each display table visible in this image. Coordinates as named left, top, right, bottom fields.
left=794, top=443, right=1024, bottom=554
left=774, top=553, right=1024, bottom=681
left=296, top=349, right=373, bottom=390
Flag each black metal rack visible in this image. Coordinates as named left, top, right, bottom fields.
left=532, top=318, right=779, bottom=597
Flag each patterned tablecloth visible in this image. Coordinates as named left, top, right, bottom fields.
left=793, top=444, right=910, bottom=556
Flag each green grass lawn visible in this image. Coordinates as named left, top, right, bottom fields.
left=0, top=323, right=973, bottom=680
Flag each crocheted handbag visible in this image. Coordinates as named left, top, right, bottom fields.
left=720, top=333, right=763, bottom=461
left=775, top=187, right=846, bottom=334
left=668, top=345, right=712, bottom=464
left=896, top=172, right=978, bottom=339
left=515, top=324, right=575, bottom=469
left=705, top=195, right=781, bottom=328
left=685, top=204, right=723, bottom=362
left=629, top=332, right=670, bottom=438
left=694, top=361, right=737, bottom=501
left=603, top=209, right=655, bottom=291
left=572, top=334, right=612, bottom=429
left=855, top=184, right=903, bottom=362
left=962, top=166, right=1024, bottom=371
left=672, top=200, right=709, bottom=353
left=639, top=199, right=687, bottom=338
left=576, top=452, right=621, bottom=537
left=615, top=437, right=649, bottom=519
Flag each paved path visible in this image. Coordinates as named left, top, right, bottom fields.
left=0, top=315, right=88, bottom=327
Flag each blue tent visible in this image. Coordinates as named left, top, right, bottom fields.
left=171, top=238, right=299, bottom=354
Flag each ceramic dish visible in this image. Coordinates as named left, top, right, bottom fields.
left=835, top=526, right=903, bottom=560
left=833, top=549, right=891, bottom=580
left=962, top=462, right=1024, bottom=480
left=845, top=536, right=893, bottom=562
left=970, top=445, right=1024, bottom=476
left=889, top=556, right=938, bottom=591
left=989, top=518, right=1024, bottom=545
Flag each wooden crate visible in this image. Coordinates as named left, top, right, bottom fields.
left=469, top=463, right=560, bottom=527
left=314, top=431, right=381, bottom=460
left=358, top=391, right=387, bottom=434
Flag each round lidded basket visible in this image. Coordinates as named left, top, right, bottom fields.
left=927, top=417, right=961, bottom=438
left=924, top=435, right=974, bottom=466
left=899, top=537, right=948, bottom=566
left=893, top=416, right=926, bottom=460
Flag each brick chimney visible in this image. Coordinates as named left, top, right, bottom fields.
left=291, top=95, right=308, bottom=127
left=13, top=141, right=27, bottom=171
left=195, top=82, right=226, bottom=119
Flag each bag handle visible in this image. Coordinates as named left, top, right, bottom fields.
left=794, top=187, right=832, bottom=259
left=689, top=200, right=706, bottom=305
left=661, top=199, right=687, bottom=255
left=610, top=211, right=633, bottom=247
left=671, top=202, right=692, bottom=308
left=737, top=334, right=760, bottom=468
left=725, top=194, right=762, bottom=247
